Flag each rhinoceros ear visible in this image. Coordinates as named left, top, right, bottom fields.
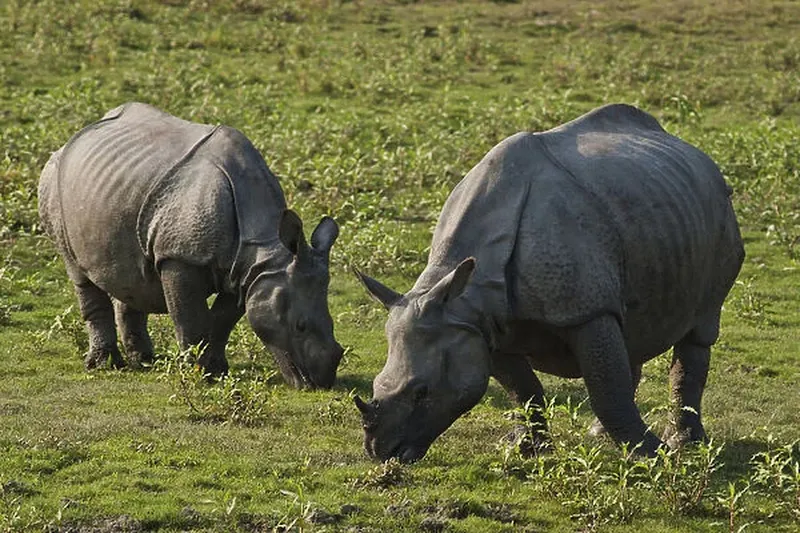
left=279, top=209, right=307, bottom=256
left=427, top=257, right=476, bottom=305
left=353, top=267, right=403, bottom=309
left=311, top=216, right=339, bottom=253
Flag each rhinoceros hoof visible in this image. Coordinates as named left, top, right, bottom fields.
left=198, top=357, right=229, bottom=378
left=504, top=425, right=553, bottom=458
left=126, top=351, right=155, bottom=370
left=84, top=348, right=126, bottom=370
left=663, top=426, right=708, bottom=450
left=587, top=417, right=608, bottom=438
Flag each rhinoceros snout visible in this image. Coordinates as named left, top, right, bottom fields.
left=312, top=342, right=343, bottom=390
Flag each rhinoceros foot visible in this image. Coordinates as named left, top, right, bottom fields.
left=662, top=424, right=708, bottom=450
left=84, top=348, right=126, bottom=370
left=197, top=351, right=229, bottom=378
left=587, top=417, right=607, bottom=438
left=125, top=350, right=155, bottom=370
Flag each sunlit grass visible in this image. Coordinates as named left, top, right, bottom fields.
left=1, top=0, right=800, bottom=531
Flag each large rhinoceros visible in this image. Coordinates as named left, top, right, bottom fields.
left=39, top=102, right=343, bottom=389
left=354, top=104, right=744, bottom=462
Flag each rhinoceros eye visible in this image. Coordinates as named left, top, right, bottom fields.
left=295, top=318, right=307, bottom=333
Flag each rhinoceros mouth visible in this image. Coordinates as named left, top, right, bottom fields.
left=368, top=435, right=429, bottom=464
left=270, top=347, right=315, bottom=389
left=384, top=442, right=428, bottom=464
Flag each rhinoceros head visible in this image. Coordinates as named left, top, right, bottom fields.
left=245, top=210, right=343, bottom=390
left=353, top=258, right=491, bottom=463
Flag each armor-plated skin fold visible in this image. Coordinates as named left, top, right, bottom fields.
left=356, top=104, right=744, bottom=462
left=39, top=103, right=343, bottom=387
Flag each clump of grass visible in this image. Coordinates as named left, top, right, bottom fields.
left=155, top=345, right=277, bottom=427
left=494, top=396, right=731, bottom=530
left=495, top=395, right=800, bottom=530
left=496, top=397, right=650, bottom=530
left=351, top=458, right=411, bottom=490
left=767, top=218, right=800, bottom=261
left=749, top=438, right=800, bottom=519
left=647, top=441, right=724, bottom=515
left=317, top=393, right=354, bottom=426
left=729, top=276, right=771, bottom=326
left=33, top=305, right=87, bottom=355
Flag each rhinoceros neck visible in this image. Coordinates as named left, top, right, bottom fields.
left=233, top=242, right=292, bottom=305
left=408, top=133, right=542, bottom=349
left=411, top=267, right=506, bottom=351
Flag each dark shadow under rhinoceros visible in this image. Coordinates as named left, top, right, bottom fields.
left=354, top=103, right=744, bottom=462
left=38, top=102, right=343, bottom=389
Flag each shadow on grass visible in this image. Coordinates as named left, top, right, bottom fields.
left=717, top=437, right=770, bottom=479
left=332, top=373, right=374, bottom=396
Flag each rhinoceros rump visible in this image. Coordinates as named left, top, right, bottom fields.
left=39, top=102, right=343, bottom=388
left=355, top=104, right=744, bottom=462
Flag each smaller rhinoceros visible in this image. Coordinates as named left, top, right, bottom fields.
left=39, top=102, right=343, bottom=388
left=354, top=104, right=744, bottom=462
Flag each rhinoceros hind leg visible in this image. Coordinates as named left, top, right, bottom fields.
left=160, top=259, right=227, bottom=376
left=113, top=299, right=154, bottom=369
left=663, top=309, right=719, bottom=449
left=588, top=363, right=642, bottom=438
left=73, top=279, right=126, bottom=370
left=566, top=315, right=663, bottom=456
left=491, top=353, right=551, bottom=456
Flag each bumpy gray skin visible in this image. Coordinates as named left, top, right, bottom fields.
left=39, top=103, right=343, bottom=388
left=355, top=104, right=744, bottom=462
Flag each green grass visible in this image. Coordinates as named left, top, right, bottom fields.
left=2, top=0, right=800, bottom=531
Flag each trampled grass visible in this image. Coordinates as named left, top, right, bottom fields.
left=1, top=1, right=800, bottom=531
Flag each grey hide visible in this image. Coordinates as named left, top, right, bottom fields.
left=39, top=102, right=343, bottom=388
left=355, top=104, right=744, bottom=463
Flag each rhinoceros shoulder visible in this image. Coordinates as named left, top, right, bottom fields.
left=545, top=103, right=665, bottom=136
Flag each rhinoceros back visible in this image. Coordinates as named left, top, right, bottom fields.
left=522, top=104, right=743, bottom=355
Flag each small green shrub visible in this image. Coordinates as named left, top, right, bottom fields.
left=750, top=438, right=800, bottom=519
left=729, top=276, right=771, bottom=327
left=155, top=345, right=277, bottom=426
left=350, top=458, right=411, bottom=490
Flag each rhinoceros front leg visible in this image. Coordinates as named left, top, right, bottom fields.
left=206, top=292, right=244, bottom=374
left=113, top=299, right=154, bottom=369
left=491, top=353, right=550, bottom=456
left=663, top=309, right=719, bottom=449
left=160, top=259, right=227, bottom=376
left=566, top=315, right=662, bottom=456
left=588, top=363, right=642, bottom=438
left=72, top=279, right=126, bottom=370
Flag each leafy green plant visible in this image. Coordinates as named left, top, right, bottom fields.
left=714, top=480, right=753, bottom=533
left=350, top=458, right=411, bottom=490
left=647, top=441, right=725, bottom=515
left=750, top=438, right=800, bottom=519
left=729, top=276, right=771, bottom=327
left=155, top=344, right=277, bottom=426
left=33, top=304, right=87, bottom=355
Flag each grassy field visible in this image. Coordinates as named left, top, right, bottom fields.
left=2, top=0, right=800, bottom=531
